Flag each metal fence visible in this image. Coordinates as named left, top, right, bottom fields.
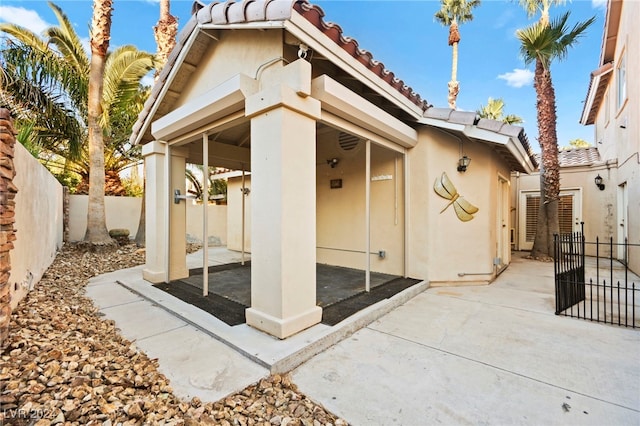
left=554, top=225, right=639, bottom=328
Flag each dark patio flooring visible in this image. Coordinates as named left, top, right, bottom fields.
left=154, top=262, right=421, bottom=327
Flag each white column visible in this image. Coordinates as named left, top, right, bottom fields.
left=244, top=60, right=322, bottom=339
left=365, top=140, right=371, bottom=292
left=202, top=134, right=209, bottom=296
left=142, top=141, right=167, bottom=283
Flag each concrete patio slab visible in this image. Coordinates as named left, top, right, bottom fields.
left=291, top=252, right=640, bottom=425
left=86, top=250, right=640, bottom=424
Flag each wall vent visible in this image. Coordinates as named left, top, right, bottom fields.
left=338, top=132, right=360, bottom=151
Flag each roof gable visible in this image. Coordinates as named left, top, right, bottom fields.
left=131, top=0, right=430, bottom=145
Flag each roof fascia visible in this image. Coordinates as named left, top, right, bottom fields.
left=132, top=21, right=204, bottom=145
left=285, top=14, right=424, bottom=120
left=151, top=73, right=258, bottom=142
left=580, top=62, right=614, bottom=125
left=311, top=75, right=418, bottom=148
left=421, top=118, right=536, bottom=174
left=199, top=21, right=286, bottom=30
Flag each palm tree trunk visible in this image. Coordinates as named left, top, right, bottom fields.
left=530, top=58, right=560, bottom=259
left=84, top=0, right=115, bottom=245
left=448, top=22, right=461, bottom=109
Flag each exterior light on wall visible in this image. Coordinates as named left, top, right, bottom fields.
left=594, top=174, right=605, bottom=191
left=327, top=158, right=340, bottom=168
left=457, top=155, right=471, bottom=172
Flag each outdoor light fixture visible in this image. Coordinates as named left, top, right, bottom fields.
left=457, top=155, right=471, bottom=172
left=594, top=174, right=605, bottom=191
left=327, top=158, right=340, bottom=168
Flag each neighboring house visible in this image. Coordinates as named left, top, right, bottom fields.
left=511, top=147, right=616, bottom=254
left=130, top=0, right=536, bottom=338
left=579, top=0, right=638, bottom=273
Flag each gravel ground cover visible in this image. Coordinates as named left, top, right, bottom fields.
left=0, top=243, right=346, bottom=425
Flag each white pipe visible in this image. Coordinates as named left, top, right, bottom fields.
left=241, top=165, right=246, bottom=266
left=202, top=134, right=209, bottom=296
left=365, top=140, right=371, bottom=292
left=164, top=143, right=171, bottom=283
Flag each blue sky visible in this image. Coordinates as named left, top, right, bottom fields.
left=0, top=0, right=607, bottom=151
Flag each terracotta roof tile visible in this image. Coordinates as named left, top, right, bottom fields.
left=533, top=147, right=602, bottom=168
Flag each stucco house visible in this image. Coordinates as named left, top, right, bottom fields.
left=130, top=0, right=536, bottom=338
left=579, top=0, right=638, bottom=273
left=511, top=0, right=638, bottom=274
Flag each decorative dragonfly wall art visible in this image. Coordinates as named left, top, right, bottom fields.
left=433, top=172, right=479, bottom=222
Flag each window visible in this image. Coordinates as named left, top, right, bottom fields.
left=524, top=194, right=575, bottom=242
left=617, top=53, right=626, bottom=110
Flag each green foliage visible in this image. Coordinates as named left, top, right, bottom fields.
left=52, top=169, right=81, bottom=191
left=566, top=138, right=591, bottom=149
left=517, top=12, right=596, bottom=71
left=434, top=0, right=481, bottom=25
left=477, top=97, right=524, bottom=124
left=0, top=2, right=156, bottom=194
left=120, top=174, right=144, bottom=197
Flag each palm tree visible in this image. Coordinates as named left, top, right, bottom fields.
left=1, top=2, right=154, bottom=237
left=434, top=0, right=481, bottom=109
left=154, top=0, right=178, bottom=75
left=477, top=97, right=524, bottom=124
left=517, top=12, right=595, bottom=258
left=136, top=0, right=179, bottom=245
left=519, top=0, right=565, bottom=26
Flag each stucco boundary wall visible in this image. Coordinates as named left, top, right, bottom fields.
left=68, top=196, right=227, bottom=246
left=12, top=141, right=64, bottom=309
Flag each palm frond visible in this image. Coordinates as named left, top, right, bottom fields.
left=0, top=23, right=49, bottom=52
left=101, top=45, right=154, bottom=127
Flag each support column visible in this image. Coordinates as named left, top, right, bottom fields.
left=244, top=60, right=321, bottom=339
left=142, top=141, right=167, bottom=283
left=142, top=141, right=188, bottom=283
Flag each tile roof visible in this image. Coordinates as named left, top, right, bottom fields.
left=422, top=107, right=538, bottom=172
left=533, top=147, right=602, bottom=168
left=131, top=0, right=430, bottom=145
left=192, top=0, right=429, bottom=109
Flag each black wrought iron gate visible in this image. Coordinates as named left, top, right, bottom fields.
left=554, top=227, right=586, bottom=314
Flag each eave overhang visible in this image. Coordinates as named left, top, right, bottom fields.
left=580, top=62, right=614, bottom=125
left=311, top=75, right=418, bottom=148
left=151, top=73, right=258, bottom=142
left=420, top=110, right=537, bottom=174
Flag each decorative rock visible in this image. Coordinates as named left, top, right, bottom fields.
left=0, top=243, right=347, bottom=425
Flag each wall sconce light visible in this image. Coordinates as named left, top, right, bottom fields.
left=594, top=174, right=605, bottom=191
left=457, top=155, right=471, bottom=172
left=327, top=158, right=339, bottom=168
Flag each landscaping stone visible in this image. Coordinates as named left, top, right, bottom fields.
left=0, top=243, right=346, bottom=425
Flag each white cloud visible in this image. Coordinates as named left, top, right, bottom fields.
left=141, top=73, right=155, bottom=87
left=497, top=68, right=534, bottom=88
left=0, top=6, right=51, bottom=35
left=592, top=0, right=607, bottom=10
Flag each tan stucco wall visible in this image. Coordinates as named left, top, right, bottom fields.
left=511, top=165, right=619, bottom=257
left=70, top=195, right=227, bottom=245
left=68, top=195, right=142, bottom=242
left=225, top=133, right=406, bottom=276
left=408, top=127, right=511, bottom=285
left=227, top=176, right=251, bottom=253
left=174, top=30, right=284, bottom=109
left=185, top=202, right=228, bottom=246
left=12, top=142, right=63, bottom=308
left=316, top=130, right=405, bottom=276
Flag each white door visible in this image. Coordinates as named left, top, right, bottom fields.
left=518, top=189, right=582, bottom=250
left=617, top=183, right=629, bottom=261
